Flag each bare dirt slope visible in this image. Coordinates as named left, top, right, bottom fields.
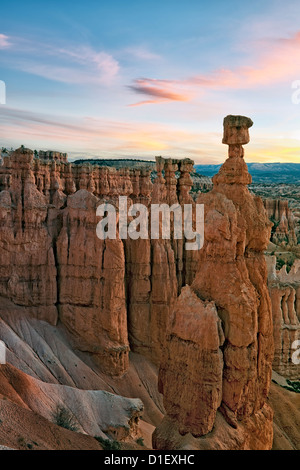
left=269, top=382, right=300, bottom=450
left=0, top=297, right=160, bottom=449
left=0, top=397, right=103, bottom=450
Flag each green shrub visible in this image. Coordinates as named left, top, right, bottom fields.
left=94, top=436, right=121, bottom=450
left=284, top=380, right=300, bottom=393
left=286, top=256, right=296, bottom=273
left=52, top=405, right=79, bottom=432
left=136, top=437, right=145, bottom=446
left=276, top=258, right=285, bottom=271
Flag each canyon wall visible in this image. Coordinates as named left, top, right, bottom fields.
left=266, top=256, right=300, bottom=379
left=0, top=149, right=198, bottom=375
left=264, top=198, right=298, bottom=247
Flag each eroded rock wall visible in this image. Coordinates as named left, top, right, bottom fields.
left=264, top=198, right=297, bottom=247
left=267, top=256, right=300, bottom=379
left=0, top=149, right=198, bottom=375
left=0, top=149, right=57, bottom=324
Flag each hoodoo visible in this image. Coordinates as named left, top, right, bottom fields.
left=153, top=116, right=275, bottom=450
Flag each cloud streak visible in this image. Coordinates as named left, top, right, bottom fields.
left=0, top=106, right=220, bottom=160
left=128, top=78, right=192, bottom=105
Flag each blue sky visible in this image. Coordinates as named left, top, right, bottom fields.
left=1, top=0, right=300, bottom=163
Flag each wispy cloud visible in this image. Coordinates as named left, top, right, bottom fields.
left=18, top=58, right=119, bottom=86
left=123, top=46, right=161, bottom=61
left=0, top=33, right=11, bottom=49
left=55, top=46, right=120, bottom=84
left=1, top=35, right=120, bottom=86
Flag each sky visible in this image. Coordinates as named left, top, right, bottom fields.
left=1, top=0, right=300, bottom=164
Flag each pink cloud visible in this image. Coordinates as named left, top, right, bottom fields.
left=190, top=31, right=300, bottom=89
left=128, top=78, right=192, bottom=105
left=129, top=30, right=300, bottom=106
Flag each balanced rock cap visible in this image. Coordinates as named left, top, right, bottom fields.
left=222, top=115, right=253, bottom=145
